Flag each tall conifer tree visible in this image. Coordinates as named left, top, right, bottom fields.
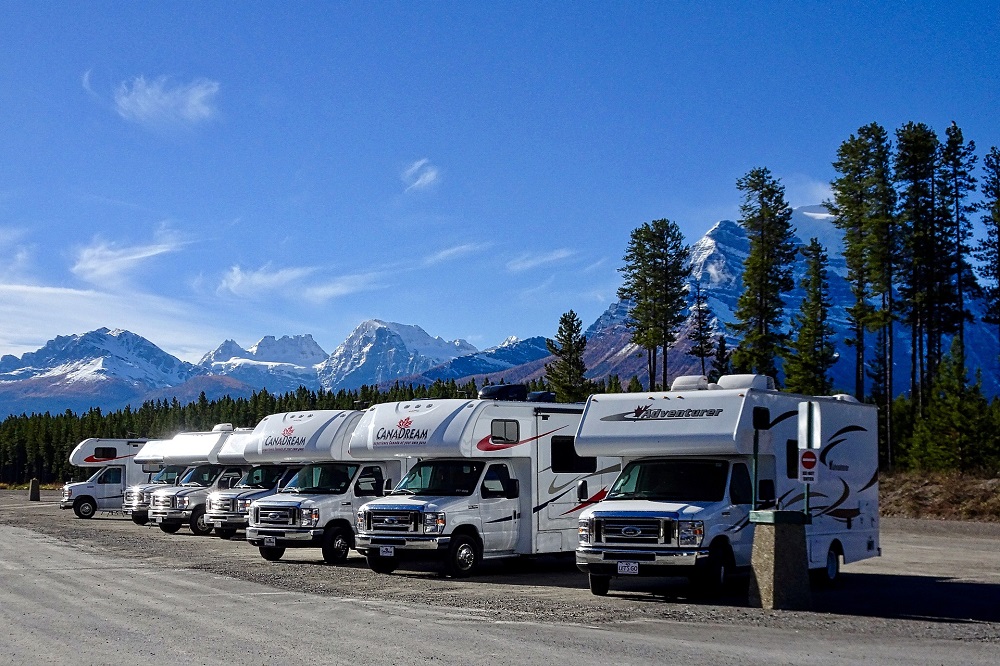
left=687, top=279, right=716, bottom=376
left=975, top=146, right=1000, bottom=368
left=545, top=310, right=589, bottom=403
left=783, top=239, right=837, bottom=395
left=730, top=167, right=796, bottom=381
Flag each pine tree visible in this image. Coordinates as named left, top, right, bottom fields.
left=687, top=279, right=716, bottom=376
left=626, top=376, right=644, bottom=392
left=710, top=335, right=731, bottom=383
left=730, top=167, right=796, bottom=381
left=618, top=219, right=692, bottom=389
left=545, top=310, right=589, bottom=402
left=783, top=239, right=838, bottom=395
left=975, top=146, right=1000, bottom=369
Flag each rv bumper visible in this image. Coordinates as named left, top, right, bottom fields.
left=59, top=500, right=74, bottom=510
left=355, top=533, right=450, bottom=555
left=576, top=546, right=709, bottom=576
left=207, top=512, right=248, bottom=529
left=246, top=526, right=324, bottom=548
left=149, top=509, right=191, bottom=524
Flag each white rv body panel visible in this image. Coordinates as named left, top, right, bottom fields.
left=245, top=410, right=410, bottom=564
left=574, top=378, right=880, bottom=595
left=60, top=438, right=151, bottom=517
left=351, top=399, right=620, bottom=575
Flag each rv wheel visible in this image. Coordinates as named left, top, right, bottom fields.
left=73, top=498, right=97, bottom=519
left=322, top=526, right=352, bottom=564
left=812, top=545, right=842, bottom=587
left=444, top=534, right=482, bottom=578
left=214, top=527, right=238, bottom=539
left=366, top=552, right=398, bottom=574
left=159, top=523, right=181, bottom=534
left=131, top=514, right=148, bottom=526
left=692, top=541, right=732, bottom=597
left=589, top=574, right=611, bottom=596
left=259, top=546, right=285, bottom=561
left=189, top=507, right=213, bottom=536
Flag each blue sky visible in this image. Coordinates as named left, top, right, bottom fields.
left=1, top=2, right=998, bottom=362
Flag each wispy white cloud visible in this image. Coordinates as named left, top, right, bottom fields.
left=217, top=264, right=317, bottom=297
left=72, top=235, right=184, bottom=286
left=114, top=75, right=220, bottom=128
left=302, top=272, right=386, bottom=302
left=507, top=248, right=574, bottom=273
left=784, top=174, right=833, bottom=208
left=422, top=243, right=484, bottom=266
left=402, top=158, right=440, bottom=192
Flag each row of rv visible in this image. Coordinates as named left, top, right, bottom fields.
left=60, top=374, right=881, bottom=595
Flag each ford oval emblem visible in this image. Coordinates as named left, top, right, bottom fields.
left=622, top=526, right=642, bottom=537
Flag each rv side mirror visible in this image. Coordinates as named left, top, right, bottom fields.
left=753, top=406, right=771, bottom=430
left=758, top=479, right=776, bottom=504
left=505, top=479, right=520, bottom=500
left=383, top=479, right=394, bottom=494
left=577, top=479, right=589, bottom=503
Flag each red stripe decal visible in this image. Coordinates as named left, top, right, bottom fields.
left=476, top=425, right=568, bottom=452
left=82, top=453, right=135, bottom=463
left=562, top=487, right=608, bottom=515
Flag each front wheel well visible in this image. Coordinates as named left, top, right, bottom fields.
left=324, top=518, right=356, bottom=547
left=449, top=524, right=481, bottom=545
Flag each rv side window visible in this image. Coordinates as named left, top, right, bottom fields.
left=99, top=467, right=122, bottom=484
left=481, top=464, right=513, bottom=498
left=551, top=435, right=597, bottom=473
left=355, top=466, right=385, bottom=497
left=94, top=447, right=117, bottom=460
left=786, top=440, right=798, bottom=479
left=729, top=463, right=752, bottom=505
left=491, top=419, right=519, bottom=444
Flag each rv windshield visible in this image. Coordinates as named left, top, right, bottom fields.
left=393, top=460, right=485, bottom=496
left=607, top=459, right=730, bottom=503
left=86, top=466, right=110, bottom=482
left=180, top=465, right=222, bottom=487
left=152, top=465, right=186, bottom=484
left=283, top=463, right=359, bottom=494
left=237, top=465, right=287, bottom=490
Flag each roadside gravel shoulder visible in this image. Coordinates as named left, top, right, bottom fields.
left=3, top=491, right=998, bottom=643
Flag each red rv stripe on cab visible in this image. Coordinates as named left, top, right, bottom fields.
left=562, top=487, right=608, bottom=515
left=475, top=426, right=568, bottom=452
left=82, top=454, right=136, bottom=463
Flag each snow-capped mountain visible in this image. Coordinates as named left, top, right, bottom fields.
left=198, top=334, right=328, bottom=394
left=398, top=336, right=552, bottom=384
left=316, top=320, right=479, bottom=390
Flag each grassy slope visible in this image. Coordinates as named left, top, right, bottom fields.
left=880, top=471, right=1000, bottom=522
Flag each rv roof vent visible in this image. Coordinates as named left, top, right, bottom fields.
left=670, top=375, right=709, bottom=391
left=716, top=374, right=776, bottom=390
left=212, top=423, right=235, bottom=432
left=832, top=394, right=860, bottom=403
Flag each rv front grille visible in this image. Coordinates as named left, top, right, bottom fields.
left=209, top=497, right=235, bottom=512
left=254, top=505, right=297, bottom=526
left=142, top=490, right=154, bottom=504
left=124, top=489, right=138, bottom=504
left=596, top=518, right=672, bottom=545
left=367, top=510, right=420, bottom=533
left=151, top=495, right=174, bottom=509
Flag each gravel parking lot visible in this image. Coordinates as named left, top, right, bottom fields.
left=3, top=490, right=999, bottom=645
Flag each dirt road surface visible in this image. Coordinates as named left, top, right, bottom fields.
left=0, top=491, right=997, bottom=665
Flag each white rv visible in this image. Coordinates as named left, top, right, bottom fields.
left=574, top=375, right=880, bottom=596
left=351, top=398, right=621, bottom=577
left=123, top=439, right=190, bottom=525
left=205, top=429, right=301, bottom=539
left=245, top=410, right=407, bottom=564
left=147, top=424, right=249, bottom=536
left=60, top=437, right=150, bottom=518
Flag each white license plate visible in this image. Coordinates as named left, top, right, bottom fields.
left=617, top=561, right=639, bottom=575
left=379, top=546, right=395, bottom=557
left=264, top=536, right=276, bottom=547
left=150, top=517, right=160, bottom=524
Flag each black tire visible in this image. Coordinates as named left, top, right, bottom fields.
left=589, top=574, right=611, bottom=596
left=188, top=507, right=213, bottom=536
left=215, top=527, right=238, bottom=539
left=259, top=546, right=285, bottom=561
left=812, top=545, right=841, bottom=587
left=159, top=522, right=182, bottom=534
left=321, top=525, right=352, bottom=565
left=73, top=498, right=97, bottom=519
left=692, top=540, right=733, bottom=597
left=366, top=552, right=399, bottom=574
left=444, top=533, right=482, bottom=578
left=131, top=513, right=148, bottom=526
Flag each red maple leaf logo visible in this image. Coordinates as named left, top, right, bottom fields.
left=282, top=426, right=294, bottom=437
left=632, top=405, right=649, bottom=418
left=398, top=417, right=412, bottom=429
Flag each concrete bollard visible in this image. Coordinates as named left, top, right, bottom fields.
left=748, top=510, right=812, bottom=610
left=28, top=478, right=41, bottom=502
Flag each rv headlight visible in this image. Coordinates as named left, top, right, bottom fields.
left=356, top=508, right=368, bottom=531
left=423, top=512, right=446, bottom=534
left=237, top=498, right=253, bottom=512
left=578, top=518, right=591, bottom=545
left=677, top=520, right=704, bottom=547
left=63, top=488, right=72, bottom=499
left=175, top=496, right=190, bottom=510
left=299, top=508, right=320, bottom=527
